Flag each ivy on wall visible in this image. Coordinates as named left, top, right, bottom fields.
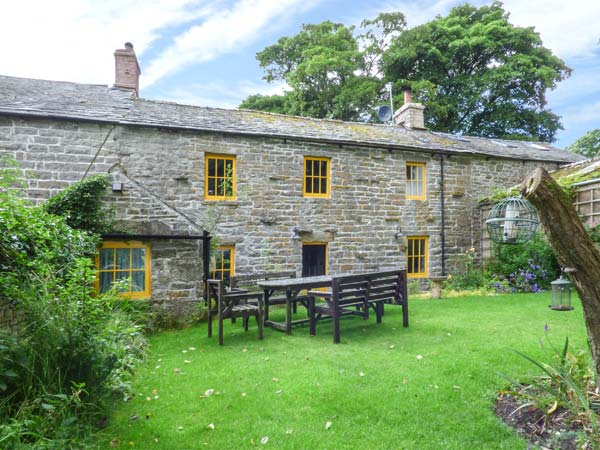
left=44, top=175, right=113, bottom=234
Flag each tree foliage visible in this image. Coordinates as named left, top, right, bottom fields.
left=567, top=129, right=600, bottom=158
left=381, top=2, right=570, bottom=141
left=240, top=21, right=382, bottom=121
left=242, top=2, right=569, bottom=142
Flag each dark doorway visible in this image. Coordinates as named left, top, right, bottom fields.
left=302, top=243, right=327, bottom=277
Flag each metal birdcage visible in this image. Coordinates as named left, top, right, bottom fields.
left=485, top=197, right=539, bottom=244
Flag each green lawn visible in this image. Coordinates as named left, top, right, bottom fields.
left=99, top=293, right=587, bottom=449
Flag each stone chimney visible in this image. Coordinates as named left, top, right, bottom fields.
left=393, top=87, right=426, bottom=130
left=114, top=42, right=141, bottom=95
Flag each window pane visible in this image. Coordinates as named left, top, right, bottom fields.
left=208, top=178, right=215, bottom=196
left=225, top=177, right=233, bottom=196
left=419, top=239, right=426, bottom=255
left=100, top=248, right=114, bottom=269
left=131, top=272, right=145, bottom=292
left=208, top=158, right=216, bottom=176
left=217, top=178, right=225, bottom=196
left=406, top=165, right=411, bottom=179
left=217, top=159, right=224, bottom=177
left=313, top=161, right=320, bottom=176
left=99, top=271, right=114, bottom=293
left=306, top=161, right=312, bottom=176
left=115, top=271, right=130, bottom=291
left=306, top=179, right=313, bottom=193
left=223, top=272, right=231, bottom=287
left=132, top=248, right=145, bottom=269
left=313, top=179, right=320, bottom=193
left=116, top=248, right=130, bottom=269
left=321, top=160, right=327, bottom=175
left=320, top=178, right=327, bottom=194
left=221, top=249, right=231, bottom=270
left=225, top=160, right=233, bottom=173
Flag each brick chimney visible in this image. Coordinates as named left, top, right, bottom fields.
left=114, top=42, right=141, bottom=95
left=393, top=87, right=426, bottom=130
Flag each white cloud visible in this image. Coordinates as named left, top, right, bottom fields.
left=140, top=0, right=318, bottom=89
left=0, top=1, right=216, bottom=85
left=502, top=0, right=600, bottom=59
left=154, top=80, right=288, bottom=109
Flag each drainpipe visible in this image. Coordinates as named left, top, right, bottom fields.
left=440, top=155, right=446, bottom=276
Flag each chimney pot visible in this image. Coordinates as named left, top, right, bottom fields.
left=114, top=42, right=141, bottom=96
left=403, top=87, right=412, bottom=105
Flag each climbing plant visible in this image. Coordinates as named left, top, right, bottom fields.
left=44, top=174, right=113, bottom=234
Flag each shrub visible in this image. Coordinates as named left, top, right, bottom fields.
left=0, top=160, right=145, bottom=448
left=446, top=247, right=491, bottom=291
left=487, top=232, right=559, bottom=293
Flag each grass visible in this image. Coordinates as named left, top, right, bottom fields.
left=98, top=293, right=587, bottom=449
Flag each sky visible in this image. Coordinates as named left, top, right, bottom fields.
left=1, top=0, right=598, bottom=148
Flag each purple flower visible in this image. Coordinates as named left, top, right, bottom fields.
left=544, top=323, right=549, bottom=332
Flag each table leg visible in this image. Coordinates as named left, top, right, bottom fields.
left=263, top=288, right=273, bottom=321
left=285, top=289, right=293, bottom=334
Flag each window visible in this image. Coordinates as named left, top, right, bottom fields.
left=406, top=162, right=426, bottom=200
left=96, top=241, right=151, bottom=299
left=407, top=236, right=428, bottom=278
left=212, top=245, right=234, bottom=286
left=205, top=154, right=236, bottom=200
left=304, top=157, right=330, bottom=198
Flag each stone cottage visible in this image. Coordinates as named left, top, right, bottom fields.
left=0, top=43, right=582, bottom=316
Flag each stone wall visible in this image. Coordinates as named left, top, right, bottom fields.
left=0, top=114, right=560, bottom=314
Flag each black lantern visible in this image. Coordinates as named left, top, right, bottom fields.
left=550, top=275, right=573, bottom=311
left=485, top=197, right=539, bottom=244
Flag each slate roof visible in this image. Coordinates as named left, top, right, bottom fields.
left=0, top=75, right=583, bottom=164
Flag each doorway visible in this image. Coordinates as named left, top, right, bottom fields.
left=302, top=243, right=327, bottom=277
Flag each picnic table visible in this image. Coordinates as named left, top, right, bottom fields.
left=257, top=275, right=332, bottom=334
left=257, top=269, right=408, bottom=336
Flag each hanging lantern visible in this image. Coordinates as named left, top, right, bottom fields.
left=485, top=197, right=539, bottom=244
left=550, top=275, right=573, bottom=311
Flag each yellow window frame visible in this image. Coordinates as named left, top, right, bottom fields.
left=212, top=245, right=235, bottom=285
left=406, top=236, right=428, bottom=279
left=204, top=153, right=237, bottom=200
left=95, top=241, right=151, bottom=299
left=406, top=162, right=426, bottom=200
left=303, top=156, right=330, bottom=198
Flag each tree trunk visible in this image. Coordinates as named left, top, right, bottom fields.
left=521, top=167, right=600, bottom=375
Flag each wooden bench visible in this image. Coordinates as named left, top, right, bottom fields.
left=231, top=271, right=297, bottom=320
left=207, top=279, right=263, bottom=345
left=307, top=269, right=408, bottom=343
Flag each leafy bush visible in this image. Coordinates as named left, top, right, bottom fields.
left=446, top=247, right=491, bottom=291
left=0, top=160, right=145, bottom=448
left=487, top=232, right=559, bottom=293
left=500, top=333, right=600, bottom=446
left=43, top=174, right=112, bottom=234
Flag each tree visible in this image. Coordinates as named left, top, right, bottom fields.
left=239, top=21, right=382, bottom=121
left=567, top=129, right=600, bottom=158
left=522, top=168, right=600, bottom=375
left=381, top=2, right=571, bottom=141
